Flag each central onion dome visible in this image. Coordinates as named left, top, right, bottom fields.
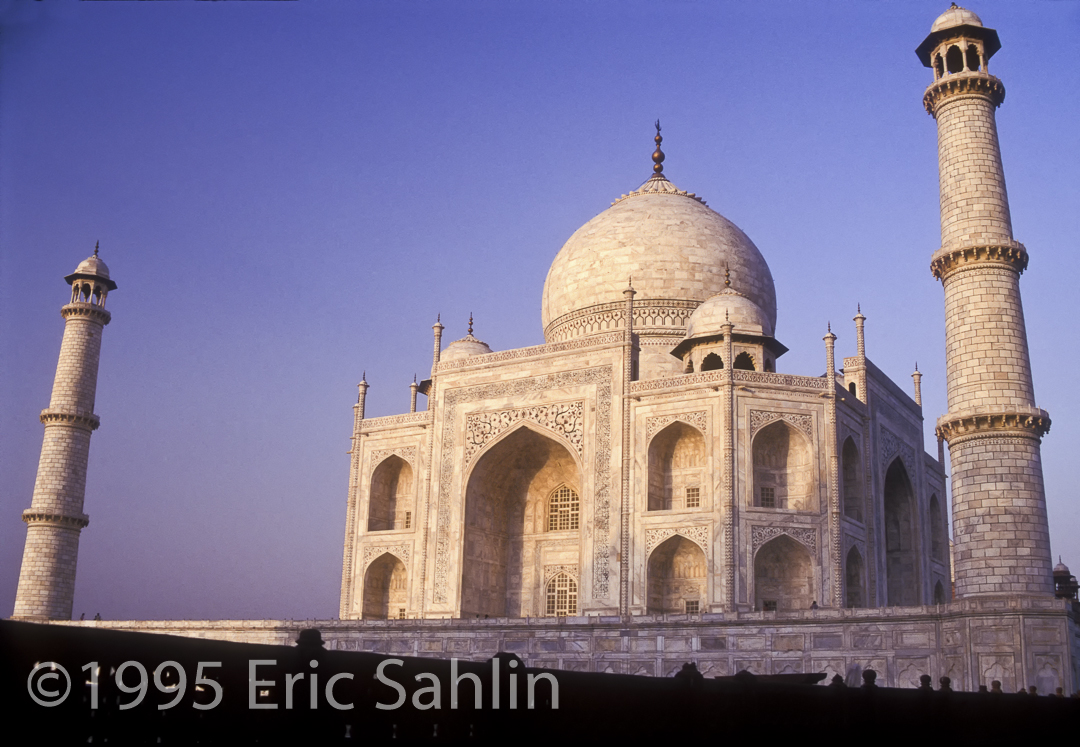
left=541, top=129, right=776, bottom=353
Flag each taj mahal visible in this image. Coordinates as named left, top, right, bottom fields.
left=12, top=6, right=1080, bottom=693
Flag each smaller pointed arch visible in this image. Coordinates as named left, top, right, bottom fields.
left=647, top=420, right=705, bottom=511
left=362, top=552, right=408, bottom=620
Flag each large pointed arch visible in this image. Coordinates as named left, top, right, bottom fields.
left=460, top=425, right=582, bottom=618
left=841, top=437, right=863, bottom=522
left=884, top=458, right=918, bottom=606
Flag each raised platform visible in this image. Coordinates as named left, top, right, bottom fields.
left=51, top=596, right=1080, bottom=694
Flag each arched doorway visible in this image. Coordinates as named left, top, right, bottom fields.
left=647, top=421, right=705, bottom=511
left=368, top=456, right=413, bottom=531
left=884, top=459, right=918, bottom=606
left=461, top=426, right=581, bottom=618
left=752, top=420, right=815, bottom=510
left=845, top=545, right=865, bottom=608
left=647, top=535, right=707, bottom=614
left=754, top=535, right=814, bottom=611
left=363, top=553, right=408, bottom=620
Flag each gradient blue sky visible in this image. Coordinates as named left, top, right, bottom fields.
left=2, top=1, right=1077, bottom=620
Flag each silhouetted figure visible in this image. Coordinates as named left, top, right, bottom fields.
left=861, top=670, right=877, bottom=689
left=810, top=601, right=818, bottom=610
left=93, top=613, right=100, bottom=621
left=990, top=680, right=1003, bottom=694
left=939, top=676, right=952, bottom=692
left=79, top=613, right=85, bottom=621
left=1028, top=685, right=1038, bottom=696
left=918, top=674, right=933, bottom=691
left=829, top=674, right=845, bottom=688
left=674, top=662, right=704, bottom=688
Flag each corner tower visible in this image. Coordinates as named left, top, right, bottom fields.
left=13, top=247, right=117, bottom=619
left=918, top=6, right=1053, bottom=597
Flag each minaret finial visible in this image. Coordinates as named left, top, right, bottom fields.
left=94, top=241, right=99, bottom=257
left=468, top=313, right=473, bottom=336
left=437, top=313, right=440, bottom=323
left=652, top=120, right=665, bottom=175
left=828, top=321, right=832, bottom=333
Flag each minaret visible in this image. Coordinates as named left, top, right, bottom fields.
left=13, top=247, right=117, bottom=619
left=919, top=6, right=1053, bottom=597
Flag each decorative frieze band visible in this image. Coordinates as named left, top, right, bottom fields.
left=645, top=411, right=707, bottom=442
left=749, top=410, right=814, bottom=441
left=629, top=369, right=827, bottom=396
left=750, top=525, right=817, bottom=555
left=465, top=401, right=584, bottom=466
left=935, top=408, right=1051, bottom=446
left=544, top=300, right=699, bottom=343
left=362, top=543, right=411, bottom=571
left=645, top=526, right=710, bottom=558
left=734, top=370, right=828, bottom=390
left=361, top=411, right=433, bottom=430
left=435, top=332, right=623, bottom=372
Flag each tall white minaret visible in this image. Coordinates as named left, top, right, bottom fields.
left=13, top=247, right=117, bottom=619
left=919, top=6, right=1053, bottom=597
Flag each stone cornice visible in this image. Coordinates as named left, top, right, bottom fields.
left=61, top=302, right=111, bottom=326
left=923, top=73, right=1005, bottom=116
left=360, top=411, right=432, bottom=432
left=435, top=332, right=623, bottom=373
left=930, top=241, right=1027, bottom=280
left=22, top=510, right=89, bottom=529
left=39, top=408, right=100, bottom=431
left=936, top=406, right=1050, bottom=445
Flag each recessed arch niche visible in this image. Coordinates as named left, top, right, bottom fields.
left=647, top=421, right=705, bottom=511
left=752, top=419, right=815, bottom=510
left=841, top=437, right=863, bottom=522
left=884, top=458, right=918, bottom=606
left=646, top=535, right=706, bottom=614
left=460, top=425, right=581, bottom=618
left=368, top=455, right=414, bottom=531
left=362, top=553, right=408, bottom=620
left=754, top=534, right=814, bottom=611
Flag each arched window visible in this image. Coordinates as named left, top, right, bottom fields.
left=848, top=382, right=857, bottom=396
left=701, top=353, right=723, bottom=371
left=946, top=45, right=964, bottom=74
left=752, top=420, right=815, bottom=511
left=934, top=53, right=944, bottom=79
left=647, top=421, right=705, bottom=511
left=547, top=485, right=579, bottom=531
left=733, top=352, right=755, bottom=371
left=545, top=572, right=577, bottom=616
left=965, top=45, right=980, bottom=72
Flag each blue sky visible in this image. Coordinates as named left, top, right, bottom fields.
left=1, top=1, right=1077, bottom=620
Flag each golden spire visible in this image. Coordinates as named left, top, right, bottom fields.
left=468, top=313, right=473, bottom=336
left=652, top=120, right=665, bottom=175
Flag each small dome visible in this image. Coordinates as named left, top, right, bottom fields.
left=73, top=254, right=111, bottom=280
left=441, top=333, right=492, bottom=361
left=684, top=287, right=773, bottom=339
left=931, top=5, right=983, bottom=33
left=1055, top=559, right=1071, bottom=574
left=65, top=247, right=117, bottom=290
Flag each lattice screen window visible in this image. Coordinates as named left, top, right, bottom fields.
left=547, top=485, right=580, bottom=531
left=397, top=608, right=406, bottom=619
left=685, top=600, right=699, bottom=614
left=545, top=573, right=578, bottom=617
left=759, top=487, right=776, bottom=508
left=762, top=600, right=778, bottom=612
left=685, top=486, right=701, bottom=509
left=404, top=511, right=412, bottom=529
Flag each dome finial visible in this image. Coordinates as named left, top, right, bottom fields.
left=94, top=241, right=99, bottom=257
left=725, top=265, right=731, bottom=288
left=468, top=313, right=473, bottom=336
left=652, top=120, right=665, bottom=175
